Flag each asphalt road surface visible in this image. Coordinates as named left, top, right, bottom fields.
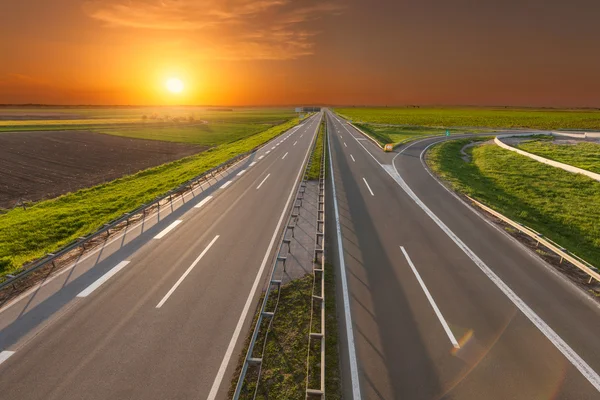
left=0, top=113, right=321, bottom=400
left=325, top=110, right=600, bottom=400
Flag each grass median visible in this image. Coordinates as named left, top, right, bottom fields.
left=426, top=138, right=600, bottom=267
left=306, top=119, right=325, bottom=180
left=0, top=119, right=297, bottom=276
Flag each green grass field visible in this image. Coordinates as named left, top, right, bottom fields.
left=426, top=138, right=600, bottom=267
left=516, top=138, right=600, bottom=174
left=336, top=107, right=600, bottom=130
left=0, top=119, right=297, bottom=276
left=355, top=123, right=468, bottom=146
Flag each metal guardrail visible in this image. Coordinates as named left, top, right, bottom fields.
left=233, top=114, right=321, bottom=399
left=306, top=119, right=327, bottom=399
left=466, top=195, right=600, bottom=283
left=0, top=120, right=308, bottom=293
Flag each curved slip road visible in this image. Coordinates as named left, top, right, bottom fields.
left=0, top=113, right=322, bottom=400
left=326, top=110, right=600, bottom=400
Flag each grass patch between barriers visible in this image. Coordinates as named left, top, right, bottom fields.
left=0, top=119, right=297, bottom=277
left=306, top=119, right=325, bottom=180
left=426, top=138, right=600, bottom=267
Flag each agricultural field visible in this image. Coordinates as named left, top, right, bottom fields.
left=0, top=130, right=203, bottom=209
left=516, top=137, right=600, bottom=174
left=426, top=138, right=600, bottom=267
left=0, top=107, right=298, bottom=276
left=354, top=123, right=472, bottom=146
left=335, top=107, right=600, bottom=130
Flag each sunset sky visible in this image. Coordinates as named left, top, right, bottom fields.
left=2, top=0, right=599, bottom=107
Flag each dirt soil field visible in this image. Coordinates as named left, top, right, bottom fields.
left=0, top=130, right=205, bottom=208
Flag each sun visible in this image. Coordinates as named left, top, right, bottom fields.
left=166, top=77, right=184, bottom=93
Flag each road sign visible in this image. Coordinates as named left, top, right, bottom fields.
left=295, top=107, right=302, bottom=113
left=446, top=130, right=450, bottom=137
left=384, top=143, right=394, bottom=152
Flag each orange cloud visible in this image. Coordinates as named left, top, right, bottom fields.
left=82, top=0, right=343, bottom=60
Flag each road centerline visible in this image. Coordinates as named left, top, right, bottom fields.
left=77, top=261, right=131, bottom=298
left=154, top=220, right=183, bottom=239
left=156, top=235, right=220, bottom=309
left=362, top=177, right=375, bottom=196
left=256, top=174, right=271, bottom=190
left=400, top=246, right=460, bottom=348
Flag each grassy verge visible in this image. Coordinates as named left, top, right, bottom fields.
left=335, top=107, right=600, bottom=130
left=426, top=138, right=600, bottom=267
left=0, top=119, right=297, bottom=276
left=306, top=119, right=325, bottom=180
left=516, top=138, right=600, bottom=174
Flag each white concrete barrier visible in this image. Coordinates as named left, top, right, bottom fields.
left=494, top=135, right=600, bottom=182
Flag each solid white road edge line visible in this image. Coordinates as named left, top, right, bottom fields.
left=194, top=196, right=213, bottom=209
left=282, top=152, right=288, bottom=160
left=77, top=261, right=131, bottom=298
left=219, top=180, right=233, bottom=189
left=400, top=246, right=460, bottom=348
left=336, top=112, right=600, bottom=393
left=256, top=174, right=271, bottom=190
left=206, top=114, right=321, bottom=400
left=362, top=178, right=375, bottom=196
left=153, top=220, right=183, bottom=239
left=155, top=235, right=219, bottom=308
left=328, top=122, right=362, bottom=399
left=0, top=351, right=15, bottom=365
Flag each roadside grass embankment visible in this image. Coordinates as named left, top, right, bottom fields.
left=516, top=138, right=600, bottom=174
left=306, top=119, right=325, bottom=180
left=354, top=123, right=470, bottom=147
left=426, top=138, right=600, bottom=268
left=336, top=107, right=600, bottom=130
left=0, top=119, right=297, bottom=276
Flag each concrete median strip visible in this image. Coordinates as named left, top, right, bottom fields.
left=153, top=220, right=183, bottom=239
left=156, top=235, right=220, bottom=309
left=77, top=261, right=131, bottom=298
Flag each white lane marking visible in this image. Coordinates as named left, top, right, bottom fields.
left=271, top=146, right=276, bottom=150
left=237, top=169, right=246, bottom=176
left=344, top=142, right=347, bottom=147
left=351, top=154, right=356, bottom=162
left=153, top=220, right=183, bottom=239
left=0, top=351, right=15, bottom=365
left=77, top=261, right=131, bottom=298
left=300, top=134, right=304, bottom=138
left=219, top=180, right=233, bottom=189
left=207, top=117, right=320, bottom=400
left=259, top=155, right=264, bottom=160
left=256, top=174, right=271, bottom=190
left=282, top=152, right=288, bottom=160
left=293, top=141, right=297, bottom=146
left=337, top=113, right=600, bottom=393
left=356, top=138, right=367, bottom=141
left=266, top=150, right=271, bottom=154
left=401, top=246, right=460, bottom=348
left=156, top=235, right=220, bottom=308
left=328, top=125, right=362, bottom=399
left=194, top=196, right=213, bottom=209
left=249, top=162, right=257, bottom=167
left=362, top=177, right=375, bottom=196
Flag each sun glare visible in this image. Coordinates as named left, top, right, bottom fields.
left=166, top=78, right=184, bottom=94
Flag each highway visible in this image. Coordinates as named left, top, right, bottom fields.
left=0, top=113, right=322, bottom=400
left=325, top=110, right=600, bottom=400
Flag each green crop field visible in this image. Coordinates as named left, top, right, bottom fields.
left=0, top=107, right=297, bottom=144
left=426, top=138, right=600, bottom=267
left=0, top=119, right=298, bottom=276
left=354, top=123, right=469, bottom=146
left=336, top=107, right=600, bottom=130
left=516, top=138, right=600, bottom=174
